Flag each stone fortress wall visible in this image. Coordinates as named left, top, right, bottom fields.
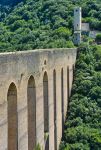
left=0, top=48, right=77, bottom=150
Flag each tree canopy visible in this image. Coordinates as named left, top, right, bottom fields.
left=0, top=0, right=101, bottom=51
left=60, top=44, right=101, bottom=150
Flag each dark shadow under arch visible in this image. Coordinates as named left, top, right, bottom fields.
left=61, top=68, right=64, bottom=135
left=67, top=66, right=70, bottom=101
left=7, top=83, right=18, bottom=150
left=27, top=76, right=36, bottom=150
left=72, top=64, right=75, bottom=81
left=43, top=72, right=49, bottom=150
left=53, top=69, right=57, bottom=150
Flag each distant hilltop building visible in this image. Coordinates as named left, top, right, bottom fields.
left=73, top=7, right=101, bottom=45
left=81, top=23, right=90, bottom=32
left=74, top=7, right=82, bottom=45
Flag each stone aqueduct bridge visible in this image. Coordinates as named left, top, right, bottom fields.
left=0, top=48, right=77, bottom=150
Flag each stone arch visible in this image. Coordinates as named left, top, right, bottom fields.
left=53, top=69, right=57, bottom=150
left=7, top=82, right=18, bottom=150
left=43, top=71, right=49, bottom=150
left=61, top=68, right=64, bottom=135
left=27, top=76, right=36, bottom=150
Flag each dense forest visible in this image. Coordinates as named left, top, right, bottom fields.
left=0, top=0, right=22, bottom=6
left=60, top=44, right=101, bottom=150
left=0, top=0, right=101, bottom=51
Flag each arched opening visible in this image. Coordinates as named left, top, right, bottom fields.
left=61, top=68, right=64, bottom=135
left=27, top=76, right=36, bottom=150
left=73, top=64, right=75, bottom=81
left=7, top=83, right=18, bottom=150
left=43, top=72, right=49, bottom=150
left=53, top=70, right=57, bottom=150
left=67, top=66, right=70, bottom=101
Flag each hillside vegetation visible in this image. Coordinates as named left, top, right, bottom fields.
left=0, top=0, right=22, bottom=6
left=0, top=0, right=101, bottom=51
left=60, top=44, right=101, bottom=150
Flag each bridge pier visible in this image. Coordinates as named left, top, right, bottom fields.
left=16, top=79, right=28, bottom=150
left=56, top=68, right=62, bottom=150
left=35, top=75, right=44, bottom=149
left=48, top=70, right=55, bottom=150
left=0, top=90, right=8, bottom=150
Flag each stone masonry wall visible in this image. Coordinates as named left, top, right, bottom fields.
left=0, top=48, right=77, bottom=150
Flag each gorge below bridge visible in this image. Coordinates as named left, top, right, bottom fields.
left=0, top=48, right=77, bottom=150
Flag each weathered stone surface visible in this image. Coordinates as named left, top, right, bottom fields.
left=0, top=48, right=77, bottom=150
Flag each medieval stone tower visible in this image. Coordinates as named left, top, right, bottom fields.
left=74, top=7, right=82, bottom=45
